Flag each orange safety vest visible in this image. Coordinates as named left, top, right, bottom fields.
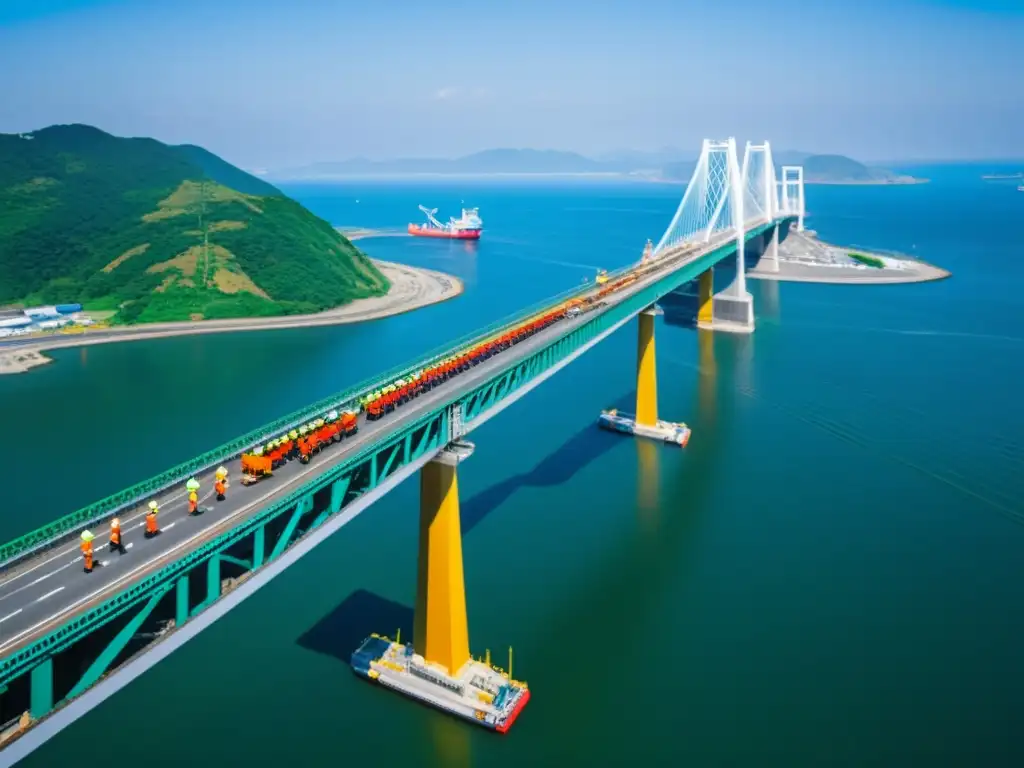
left=215, top=479, right=225, bottom=495
left=146, top=512, right=158, bottom=533
left=110, top=525, right=121, bottom=545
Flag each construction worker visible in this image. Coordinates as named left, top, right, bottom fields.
left=145, top=501, right=159, bottom=538
left=214, top=466, right=228, bottom=501
left=80, top=530, right=95, bottom=573
left=109, top=517, right=125, bottom=555
left=186, top=477, right=200, bottom=515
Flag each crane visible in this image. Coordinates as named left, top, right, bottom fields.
left=418, top=205, right=444, bottom=230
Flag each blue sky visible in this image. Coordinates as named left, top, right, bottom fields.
left=0, top=0, right=1020, bottom=169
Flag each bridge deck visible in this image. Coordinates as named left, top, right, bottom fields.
left=0, top=218, right=786, bottom=658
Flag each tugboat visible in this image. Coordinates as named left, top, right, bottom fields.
left=409, top=205, right=483, bottom=240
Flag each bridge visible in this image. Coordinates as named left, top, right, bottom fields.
left=0, top=138, right=804, bottom=759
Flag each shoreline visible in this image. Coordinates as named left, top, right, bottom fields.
left=338, top=227, right=410, bottom=242
left=0, top=259, right=462, bottom=373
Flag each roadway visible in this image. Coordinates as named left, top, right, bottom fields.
left=0, top=221, right=772, bottom=659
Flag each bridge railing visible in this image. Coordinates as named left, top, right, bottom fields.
left=0, top=261, right=641, bottom=570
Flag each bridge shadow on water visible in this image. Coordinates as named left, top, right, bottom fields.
left=297, top=589, right=413, bottom=664
left=460, top=415, right=627, bottom=536
left=297, top=408, right=631, bottom=662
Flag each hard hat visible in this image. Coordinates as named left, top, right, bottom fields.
left=81, top=530, right=94, bottom=542
left=216, top=466, right=228, bottom=479
left=328, top=410, right=338, bottom=421
left=254, top=446, right=264, bottom=456
left=148, top=501, right=158, bottom=511
left=289, top=430, right=298, bottom=440
left=111, top=518, right=120, bottom=528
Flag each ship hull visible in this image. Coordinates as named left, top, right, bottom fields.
left=408, top=224, right=481, bottom=240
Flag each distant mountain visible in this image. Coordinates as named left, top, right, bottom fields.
left=772, top=150, right=813, bottom=166
left=270, top=147, right=922, bottom=184
left=0, top=124, right=388, bottom=322
left=657, top=153, right=923, bottom=185
left=801, top=154, right=924, bottom=184
left=594, top=147, right=691, bottom=168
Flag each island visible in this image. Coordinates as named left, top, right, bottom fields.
left=799, top=154, right=927, bottom=185
left=0, top=124, right=462, bottom=372
left=747, top=229, right=949, bottom=284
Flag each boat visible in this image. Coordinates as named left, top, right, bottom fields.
left=597, top=408, right=691, bottom=447
left=409, top=205, right=483, bottom=240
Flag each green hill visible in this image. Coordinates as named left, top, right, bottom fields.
left=0, top=124, right=389, bottom=323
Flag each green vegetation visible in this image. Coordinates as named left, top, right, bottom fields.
left=848, top=252, right=885, bottom=269
left=0, top=124, right=389, bottom=323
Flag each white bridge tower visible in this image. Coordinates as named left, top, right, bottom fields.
left=651, top=137, right=803, bottom=333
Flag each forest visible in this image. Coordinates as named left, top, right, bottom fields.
left=0, top=124, right=389, bottom=323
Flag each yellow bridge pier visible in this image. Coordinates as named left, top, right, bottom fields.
left=414, top=444, right=473, bottom=675
left=597, top=303, right=691, bottom=447
left=635, top=306, right=659, bottom=427
left=355, top=438, right=531, bottom=733
left=697, top=268, right=714, bottom=329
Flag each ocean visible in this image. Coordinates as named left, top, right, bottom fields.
left=4, top=167, right=1024, bottom=766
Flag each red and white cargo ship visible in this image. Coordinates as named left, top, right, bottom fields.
left=408, top=205, right=483, bottom=240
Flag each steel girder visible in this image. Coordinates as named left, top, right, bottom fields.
left=0, top=219, right=786, bottom=723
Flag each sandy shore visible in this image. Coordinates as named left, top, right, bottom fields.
left=0, top=260, right=462, bottom=372
left=338, top=227, right=411, bottom=242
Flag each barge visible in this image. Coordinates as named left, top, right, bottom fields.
left=598, top=408, right=691, bottom=446
left=351, top=635, right=530, bottom=733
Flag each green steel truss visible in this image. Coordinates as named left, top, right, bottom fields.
left=0, top=219, right=786, bottom=723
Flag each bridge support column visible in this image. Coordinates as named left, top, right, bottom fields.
left=636, top=307, right=658, bottom=427
left=699, top=250, right=755, bottom=335
left=762, top=225, right=780, bottom=273
left=697, top=268, right=714, bottom=326
left=414, top=443, right=473, bottom=676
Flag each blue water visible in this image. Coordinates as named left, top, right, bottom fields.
left=6, top=168, right=1024, bottom=766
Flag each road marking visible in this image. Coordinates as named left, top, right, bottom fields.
left=0, top=440, right=370, bottom=653
left=164, top=523, right=175, bottom=531
left=0, top=609, right=22, bottom=623
left=0, top=480, right=221, bottom=593
left=36, top=587, right=65, bottom=603
left=0, top=561, right=79, bottom=606
left=0, top=486, right=197, bottom=584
